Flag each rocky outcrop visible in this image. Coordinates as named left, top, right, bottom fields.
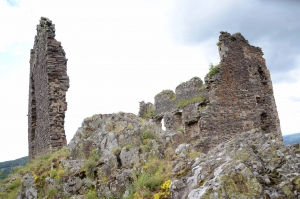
left=17, top=173, right=37, bottom=199
left=1, top=112, right=299, bottom=198
left=171, top=129, right=300, bottom=198
left=28, top=17, right=69, bottom=160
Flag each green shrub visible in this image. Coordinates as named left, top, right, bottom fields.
left=141, top=129, right=157, bottom=140
left=137, top=172, right=163, bottom=191
left=169, top=93, right=176, bottom=101
left=127, top=123, right=133, bottom=129
left=83, top=158, right=97, bottom=179
left=7, top=178, right=21, bottom=190
left=45, top=186, right=57, bottom=198
left=84, top=190, right=98, bottom=199
left=155, top=90, right=174, bottom=98
left=207, top=63, right=220, bottom=76
left=177, top=95, right=205, bottom=108
left=144, top=106, right=155, bottom=118
left=125, top=144, right=134, bottom=151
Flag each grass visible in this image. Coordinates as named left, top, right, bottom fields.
left=169, top=93, right=176, bottom=101
left=84, top=190, right=98, bottom=199
left=155, top=89, right=174, bottom=98
left=133, top=156, right=172, bottom=196
left=45, top=186, right=58, bottom=198
left=83, top=150, right=101, bottom=179
left=144, top=106, right=155, bottom=118
left=0, top=147, right=69, bottom=199
left=0, top=178, right=21, bottom=199
left=207, top=63, right=220, bottom=76
left=127, top=123, right=132, bottom=129
left=177, top=95, right=206, bottom=108
left=197, top=84, right=205, bottom=92
left=141, top=129, right=157, bottom=140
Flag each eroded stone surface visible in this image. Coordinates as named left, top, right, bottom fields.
left=171, top=129, right=300, bottom=198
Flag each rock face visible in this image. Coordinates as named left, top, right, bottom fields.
left=17, top=173, right=37, bottom=199
left=170, top=129, right=300, bottom=199
left=28, top=17, right=69, bottom=160
left=1, top=114, right=297, bottom=199
left=141, top=32, right=282, bottom=153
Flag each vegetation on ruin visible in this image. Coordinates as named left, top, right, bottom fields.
left=207, top=63, right=220, bottom=76
left=175, top=76, right=202, bottom=90
left=155, top=89, right=175, bottom=98
left=128, top=155, right=172, bottom=199
left=169, top=93, right=176, bottom=101
left=177, top=95, right=206, bottom=108
left=144, top=105, right=156, bottom=118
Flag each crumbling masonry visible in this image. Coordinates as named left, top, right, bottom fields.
left=139, top=32, right=282, bottom=152
left=28, top=17, right=69, bottom=160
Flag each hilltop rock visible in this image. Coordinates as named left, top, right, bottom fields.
left=171, top=129, right=300, bottom=198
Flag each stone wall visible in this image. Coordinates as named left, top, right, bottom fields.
left=142, top=32, right=282, bottom=153
left=28, top=17, right=69, bottom=160
left=199, top=32, right=282, bottom=152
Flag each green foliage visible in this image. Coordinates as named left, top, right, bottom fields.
left=177, top=95, right=205, bottom=108
left=45, top=186, right=58, bottom=198
left=144, top=106, right=155, bottom=118
left=82, top=148, right=101, bottom=179
left=0, top=156, right=28, bottom=180
left=127, top=123, right=133, bottom=129
left=0, top=178, right=21, bottom=199
left=107, top=121, right=125, bottom=133
left=141, top=129, right=157, bottom=140
left=155, top=89, right=174, bottom=98
left=169, top=93, right=176, bottom=101
left=112, top=146, right=121, bottom=155
left=7, top=178, right=21, bottom=190
left=12, top=147, right=69, bottom=177
left=176, top=128, right=184, bottom=133
left=132, top=156, right=172, bottom=198
left=207, top=63, right=220, bottom=76
left=197, top=84, right=205, bottom=92
left=137, top=172, right=164, bottom=191
left=84, top=190, right=98, bottom=199
left=125, top=144, right=134, bottom=151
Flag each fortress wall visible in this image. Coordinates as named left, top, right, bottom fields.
left=28, top=17, right=69, bottom=160
left=154, top=90, right=176, bottom=115
left=198, top=32, right=282, bottom=152
left=145, top=32, right=282, bottom=153
left=175, top=77, right=204, bottom=103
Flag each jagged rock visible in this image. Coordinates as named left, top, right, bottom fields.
left=17, top=173, right=37, bottom=199
left=170, top=129, right=300, bottom=198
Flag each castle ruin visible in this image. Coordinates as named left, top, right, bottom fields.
left=139, top=32, right=282, bottom=152
left=27, top=17, right=281, bottom=159
left=28, top=17, right=69, bottom=160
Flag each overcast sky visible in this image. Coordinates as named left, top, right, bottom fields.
left=0, top=0, right=299, bottom=162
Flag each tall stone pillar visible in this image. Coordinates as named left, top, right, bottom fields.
left=28, top=17, right=69, bottom=160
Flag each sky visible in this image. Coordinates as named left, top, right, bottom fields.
left=0, top=0, right=300, bottom=162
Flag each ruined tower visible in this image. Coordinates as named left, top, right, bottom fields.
left=28, top=17, right=69, bottom=160
left=140, top=32, right=282, bottom=152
